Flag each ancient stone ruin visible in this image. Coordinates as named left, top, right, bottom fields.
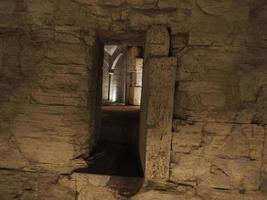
left=0, top=0, right=267, bottom=199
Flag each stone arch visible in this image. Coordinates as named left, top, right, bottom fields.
left=111, top=53, right=124, bottom=70
left=108, top=51, right=127, bottom=103
left=102, top=45, right=128, bottom=103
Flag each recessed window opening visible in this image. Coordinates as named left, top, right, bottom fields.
left=78, top=44, right=144, bottom=177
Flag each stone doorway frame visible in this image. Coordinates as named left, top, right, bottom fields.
left=91, top=26, right=177, bottom=181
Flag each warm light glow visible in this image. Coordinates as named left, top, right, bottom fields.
left=111, top=86, right=117, bottom=102
left=108, top=74, right=117, bottom=102
left=111, top=84, right=117, bottom=102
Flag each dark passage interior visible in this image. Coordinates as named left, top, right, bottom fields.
left=77, top=45, right=144, bottom=177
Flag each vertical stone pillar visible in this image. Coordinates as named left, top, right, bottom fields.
left=102, top=53, right=110, bottom=102
left=140, top=25, right=177, bottom=180
left=126, top=47, right=142, bottom=105
left=145, top=25, right=170, bottom=57
left=129, top=58, right=143, bottom=105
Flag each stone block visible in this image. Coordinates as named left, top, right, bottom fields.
left=200, top=92, right=226, bottom=108
left=178, top=81, right=221, bottom=94
left=198, top=188, right=266, bottom=200
left=127, top=47, right=142, bottom=60
left=175, top=46, right=244, bottom=118
left=145, top=58, right=177, bottom=127
left=0, top=135, right=29, bottom=170
left=201, top=158, right=262, bottom=191
left=263, top=126, right=267, bottom=181
left=158, top=0, right=193, bottom=9
left=140, top=57, right=177, bottom=180
left=46, top=42, right=87, bottom=65
left=172, top=121, right=204, bottom=155
left=30, top=90, right=87, bottom=107
left=172, top=120, right=203, bottom=133
left=129, top=86, right=142, bottom=105
left=216, top=125, right=265, bottom=160
left=145, top=25, right=170, bottom=57
left=67, top=173, right=144, bottom=200
left=126, top=0, right=143, bottom=7
left=127, top=57, right=143, bottom=74
left=170, top=153, right=208, bottom=183
left=130, top=72, right=142, bottom=86
left=71, top=0, right=98, bottom=6
left=189, top=0, right=250, bottom=46
left=172, top=33, right=188, bottom=50
left=239, top=69, right=267, bottom=102
left=135, top=58, right=143, bottom=71
left=55, top=32, right=80, bottom=44
left=172, top=131, right=202, bottom=154
left=254, top=86, right=267, bottom=124
left=0, top=170, right=37, bottom=200
left=157, top=0, right=180, bottom=9
left=25, top=0, right=54, bottom=26
left=13, top=133, right=86, bottom=173
left=131, top=190, right=201, bottom=200
left=129, top=13, right=153, bottom=30
left=177, top=47, right=245, bottom=82
left=0, top=0, right=16, bottom=14
left=100, top=0, right=124, bottom=6
left=170, top=122, right=265, bottom=190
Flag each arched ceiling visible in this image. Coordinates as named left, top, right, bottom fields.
left=103, top=45, right=128, bottom=71
left=111, top=53, right=124, bottom=70
left=104, top=45, right=118, bottom=56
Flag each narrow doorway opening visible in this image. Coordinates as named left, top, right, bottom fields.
left=79, top=45, right=144, bottom=177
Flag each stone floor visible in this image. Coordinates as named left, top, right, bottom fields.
left=64, top=172, right=144, bottom=199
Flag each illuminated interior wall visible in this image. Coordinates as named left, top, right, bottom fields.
left=128, top=58, right=143, bottom=105
left=102, top=45, right=126, bottom=104
left=109, top=52, right=126, bottom=103
left=102, top=46, right=143, bottom=105
left=126, top=47, right=143, bottom=106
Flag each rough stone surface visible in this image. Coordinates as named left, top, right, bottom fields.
left=130, top=190, right=199, bottom=200
left=262, top=126, right=267, bottom=192
left=59, top=173, right=144, bottom=200
left=140, top=57, right=177, bottom=180
left=0, top=0, right=267, bottom=199
left=171, top=121, right=265, bottom=190
left=0, top=170, right=76, bottom=200
left=145, top=25, right=170, bottom=57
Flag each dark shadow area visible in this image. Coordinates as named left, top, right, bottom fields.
left=76, top=105, right=144, bottom=177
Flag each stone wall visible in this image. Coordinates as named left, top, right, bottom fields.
left=0, top=0, right=267, bottom=199
left=126, top=47, right=143, bottom=106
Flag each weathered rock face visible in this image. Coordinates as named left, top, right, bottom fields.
left=171, top=121, right=265, bottom=191
left=0, top=32, right=93, bottom=173
left=145, top=25, right=170, bottom=57
left=0, top=0, right=267, bottom=199
left=139, top=25, right=177, bottom=181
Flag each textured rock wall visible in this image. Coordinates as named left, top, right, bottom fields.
left=0, top=4, right=94, bottom=173
left=170, top=0, right=267, bottom=199
left=0, top=0, right=267, bottom=199
left=127, top=47, right=143, bottom=106
left=0, top=0, right=97, bottom=198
